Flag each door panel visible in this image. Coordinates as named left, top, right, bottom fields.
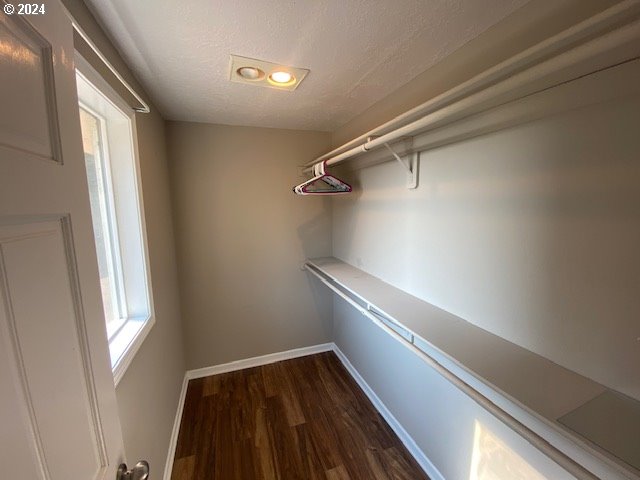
left=0, top=220, right=103, bottom=479
left=0, top=13, right=61, bottom=162
left=0, top=1, right=125, bottom=479
left=0, top=330, right=45, bottom=480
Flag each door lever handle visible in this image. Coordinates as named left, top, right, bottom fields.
left=116, top=460, right=149, bottom=480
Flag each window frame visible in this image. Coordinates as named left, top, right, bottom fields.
left=75, top=52, right=155, bottom=386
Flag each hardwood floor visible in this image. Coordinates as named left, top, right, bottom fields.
left=171, top=351, right=429, bottom=480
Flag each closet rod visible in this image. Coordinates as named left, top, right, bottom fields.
left=305, top=263, right=600, bottom=480
left=71, top=20, right=151, bottom=114
left=303, top=0, right=640, bottom=174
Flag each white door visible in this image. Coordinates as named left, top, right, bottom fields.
left=0, top=1, right=126, bottom=479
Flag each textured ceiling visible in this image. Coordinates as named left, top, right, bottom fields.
left=85, top=0, right=528, bottom=131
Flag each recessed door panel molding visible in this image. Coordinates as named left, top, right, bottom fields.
left=0, top=14, right=62, bottom=163
left=0, top=219, right=105, bottom=480
left=0, top=307, right=48, bottom=480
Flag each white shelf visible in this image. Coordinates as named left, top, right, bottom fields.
left=307, top=256, right=606, bottom=420
left=305, top=257, right=640, bottom=478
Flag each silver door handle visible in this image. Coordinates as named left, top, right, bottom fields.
left=116, top=460, right=149, bottom=480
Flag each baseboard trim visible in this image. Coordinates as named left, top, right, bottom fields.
left=162, top=342, right=440, bottom=480
left=186, top=342, right=335, bottom=380
left=332, top=345, right=445, bottom=480
left=162, top=373, right=189, bottom=480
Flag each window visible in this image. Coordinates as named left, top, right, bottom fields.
left=80, top=107, right=127, bottom=337
left=76, top=56, right=154, bottom=385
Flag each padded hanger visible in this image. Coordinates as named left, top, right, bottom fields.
left=293, top=160, right=352, bottom=195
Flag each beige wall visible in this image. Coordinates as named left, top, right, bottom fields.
left=333, top=91, right=640, bottom=398
left=332, top=92, right=640, bottom=479
left=326, top=0, right=639, bottom=388
left=115, top=110, right=186, bottom=474
left=327, top=2, right=639, bottom=477
left=57, top=0, right=633, bottom=477
left=329, top=0, right=638, bottom=394
left=167, top=122, right=334, bottom=369
left=61, top=1, right=186, bottom=476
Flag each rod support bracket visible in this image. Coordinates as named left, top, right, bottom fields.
left=383, top=142, right=419, bottom=189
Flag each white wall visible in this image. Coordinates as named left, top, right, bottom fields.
left=167, top=122, right=334, bottom=369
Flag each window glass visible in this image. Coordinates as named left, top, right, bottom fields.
left=76, top=64, right=154, bottom=384
left=79, top=107, right=125, bottom=339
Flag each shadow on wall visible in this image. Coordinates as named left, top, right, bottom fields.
left=304, top=273, right=334, bottom=340
left=296, top=203, right=333, bottom=259
left=297, top=207, right=336, bottom=339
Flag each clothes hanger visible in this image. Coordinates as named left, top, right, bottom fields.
left=293, top=160, right=352, bottom=195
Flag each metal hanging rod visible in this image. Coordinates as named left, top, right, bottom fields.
left=71, top=20, right=150, bottom=114
left=301, top=0, right=640, bottom=174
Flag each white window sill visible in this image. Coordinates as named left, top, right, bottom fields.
left=110, top=315, right=155, bottom=386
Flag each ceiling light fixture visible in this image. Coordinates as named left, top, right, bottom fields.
left=229, top=55, right=309, bottom=91
left=269, top=71, right=294, bottom=85
left=237, top=66, right=265, bottom=80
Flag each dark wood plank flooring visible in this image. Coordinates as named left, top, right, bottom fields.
left=171, top=351, right=429, bottom=480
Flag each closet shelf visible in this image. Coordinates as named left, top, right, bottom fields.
left=306, top=257, right=606, bottom=420
left=304, top=257, right=637, bottom=478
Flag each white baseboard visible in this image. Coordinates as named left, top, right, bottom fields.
left=332, top=345, right=445, bottom=480
left=186, top=342, right=335, bottom=380
left=162, top=342, right=441, bottom=480
left=162, top=373, right=189, bottom=480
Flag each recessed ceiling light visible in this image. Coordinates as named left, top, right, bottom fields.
left=237, top=66, right=265, bottom=80
left=229, top=55, right=309, bottom=91
left=269, top=71, right=294, bottom=85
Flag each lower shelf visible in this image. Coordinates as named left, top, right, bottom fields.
left=305, top=257, right=640, bottom=479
